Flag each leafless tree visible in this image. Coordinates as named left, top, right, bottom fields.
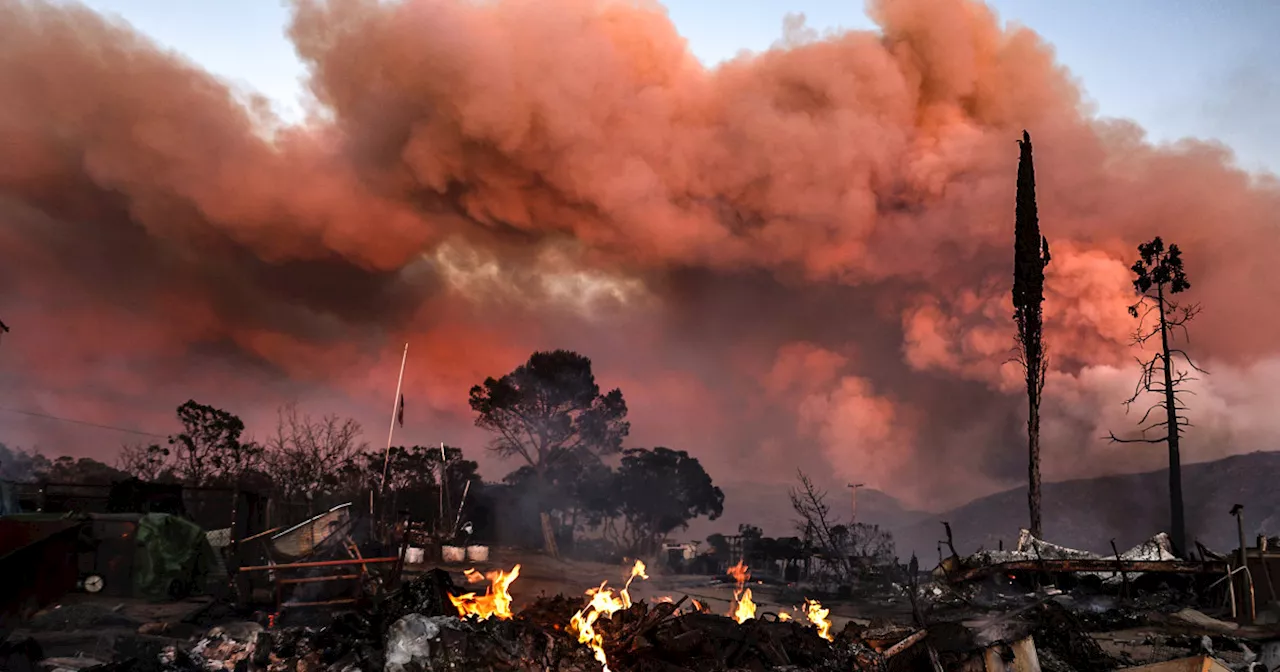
left=789, top=470, right=856, bottom=581
left=116, top=442, right=170, bottom=481
left=1106, top=237, right=1202, bottom=554
left=264, top=403, right=368, bottom=504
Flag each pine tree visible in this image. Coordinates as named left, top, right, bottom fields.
left=1012, top=131, right=1051, bottom=538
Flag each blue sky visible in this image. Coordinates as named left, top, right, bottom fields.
left=80, top=0, right=1278, bottom=174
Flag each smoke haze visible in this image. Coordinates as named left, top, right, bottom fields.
left=2, top=0, right=1279, bottom=527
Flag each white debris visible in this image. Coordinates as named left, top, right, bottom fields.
left=384, top=614, right=461, bottom=672
left=958, top=529, right=1179, bottom=584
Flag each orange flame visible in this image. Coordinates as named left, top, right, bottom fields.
left=727, top=561, right=756, bottom=623
left=449, top=564, right=520, bottom=620
left=805, top=598, right=834, bottom=642
left=569, top=561, right=649, bottom=672
left=620, top=559, right=648, bottom=609
left=777, top=612, right=792, bottom=621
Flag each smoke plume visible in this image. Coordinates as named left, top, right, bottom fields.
left=2, top=0, right=1279, bottom=522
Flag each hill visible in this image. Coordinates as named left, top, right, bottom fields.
left=681, top=479, right=931, bottom=545
left=891, top=450, right=1280, bottom=560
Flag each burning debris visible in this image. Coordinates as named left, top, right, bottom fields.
left=448, top=564, right=521, bottom=620
left=726, top=561, right=755, bottom=624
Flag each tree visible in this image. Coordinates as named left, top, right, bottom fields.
left=469, top=350, right=629, bottom=556
left=1012, top=130, right=1052, bottom=539
left=36, top=456, right=129, bottom=485
left=503, top=450, right=618, bottom=546
left=344, top=444, right=480, bottom=532
left=168, top=400, right=263, bottom=486
left=789, top=470, right=856, bottom=581
left=1107, top=237, right=1202, bottom=555
left=609, top=447, right=724, bottom=556
left=264, top=404, right=367, bottom=504
left=117, top=443, right=173, bottom=482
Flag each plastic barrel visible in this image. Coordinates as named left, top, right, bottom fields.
left=441, top=545, right=466, bottom=563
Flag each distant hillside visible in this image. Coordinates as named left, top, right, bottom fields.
left=891, top=451, right=1280, bottom=561
left=681, top=480, right=930, bottom=544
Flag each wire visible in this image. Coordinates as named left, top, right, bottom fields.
left=0, top=405, right=168, bottom=439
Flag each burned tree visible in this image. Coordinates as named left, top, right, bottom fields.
left=1107, top=237, right=1202, bottom=555
left=264, top=403, right=368, bottom=504
left=1012, top=130, right=1052, bottom=538
left=789, top=470, right=856, bottom=582
left=469, top=350, right=629, bottom=557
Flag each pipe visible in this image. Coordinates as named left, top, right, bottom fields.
left=1231, top=504, right=1254, bottom=624
left=238, top=557, right=399, bottom=572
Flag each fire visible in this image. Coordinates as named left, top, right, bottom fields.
left=569, top=560, right=650, bottom=672
left=448, top=564, right=521, bottom=620
left=777, top=612, right=791, bottom=621
left=805, top=598, right=834, bottom=642
left=726, top=561, right=756, bottom=623
left=620, top=560, right=648, bottom=609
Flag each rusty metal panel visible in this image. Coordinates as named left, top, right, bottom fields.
left=0, top=522, right=81, bottom=628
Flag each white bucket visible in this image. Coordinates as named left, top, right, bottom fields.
left=466, top=545, right=490, bottom=563
left=441, top=545, right=466, bottom=563
left=404, top=547, right=425, bottom=564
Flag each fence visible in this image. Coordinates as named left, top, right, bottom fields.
left=7, top=481, right=268, bottom=538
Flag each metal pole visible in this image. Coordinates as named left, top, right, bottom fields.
left=847, top=483, right=864, bottom=524
left=379, top=343, right=410, bottom=492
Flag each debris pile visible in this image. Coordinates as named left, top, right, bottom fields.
left=7, top=531, right=1270, bottom=672
left=137, top=562, right=926, bottom=672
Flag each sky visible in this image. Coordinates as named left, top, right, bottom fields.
left=4, top=0, right=1280, bottom=536
left=76, top=0, right=1278, bottom=174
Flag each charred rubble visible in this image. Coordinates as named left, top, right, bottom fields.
left=10, top=523, right=1280, bottom=672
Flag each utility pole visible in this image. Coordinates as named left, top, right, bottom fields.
left=847, top=483, right=864, bottom=524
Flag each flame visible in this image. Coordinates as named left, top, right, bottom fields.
left=464, top=568, right=486, bottom=584
left=448, top=564, right=521, bottom=620
left=569, top=561, right=650, bottom=672
left=777, top=612, right=791, bottom=621
left=805, top=598, right=834, bottom=642
left=654, top=595, right=674, bottom=604
left=620, top=560, right=648, bottom=609
left=727, top=561, right=756, bottom=623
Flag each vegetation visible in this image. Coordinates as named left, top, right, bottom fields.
left=607, top=447, right=724, bottom=556
left=1012, top=130, right=1052, bottom=539
left=469, top=350, right=630, bottom=557
left=789, top=470, right=895, bottom=583
left=1107, top=237, right=1202, bottom=554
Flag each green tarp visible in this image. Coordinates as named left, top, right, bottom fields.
left=133, top=513, right=218, bottom=601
